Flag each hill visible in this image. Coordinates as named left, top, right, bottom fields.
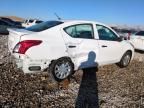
left=0, top=16, right=24, bottom=22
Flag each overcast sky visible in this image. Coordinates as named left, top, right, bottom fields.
left=0, top=0, right=143, bottom=25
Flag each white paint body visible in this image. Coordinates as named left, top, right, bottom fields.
left=8, top=20, right=134, bottom=73
left=130, top=34, right=144, bottom=51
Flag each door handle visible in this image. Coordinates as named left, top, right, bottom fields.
left=68, top=45, right=76, bottom=48
left=102, top=45, right=107, bottom=47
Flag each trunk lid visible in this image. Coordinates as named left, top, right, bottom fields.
left=8, top=28, right=34, bottom=53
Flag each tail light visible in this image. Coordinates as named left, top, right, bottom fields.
left=13, top=40, right=42, bottom=54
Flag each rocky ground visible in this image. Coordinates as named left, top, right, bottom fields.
left=0, top=35, right=144, bottom=108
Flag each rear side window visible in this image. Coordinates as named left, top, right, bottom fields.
left=135, top=31, right=144, bottom=36
left=25, top=21, right=63, bottom=32
left=64, top=24, right=94, bottom=39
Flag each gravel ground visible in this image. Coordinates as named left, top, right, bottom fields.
left=0, top=35, right=144, bottom=108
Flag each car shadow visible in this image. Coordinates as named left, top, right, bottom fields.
left=75, top=51, right=99, bottom=108
left=135, top=49, right=144, bottom=54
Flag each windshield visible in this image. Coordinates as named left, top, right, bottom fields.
left=25, top=21, right=63, bottom=32
left=135, top=31, right=144, bottom=36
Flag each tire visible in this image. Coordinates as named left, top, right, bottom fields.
left=117, top=51, right=132, bottom=68
left=49, top=57, right=74, bottom=82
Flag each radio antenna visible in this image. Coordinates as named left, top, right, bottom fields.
left=54, top=13, right=62, bottom=20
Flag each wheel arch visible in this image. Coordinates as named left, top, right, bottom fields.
left=126, top=50, right=132, bottom=57
left=121, top=50, right=133, bottom=61
left=48, top=56, right=75, bottom=82
left=49, top=56, right=75, bottom=70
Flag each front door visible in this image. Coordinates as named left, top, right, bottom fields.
left=96, top=24, right=123, bottom=65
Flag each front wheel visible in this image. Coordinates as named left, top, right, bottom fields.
left=117, top=51, right=132, bottom=68
left=49, top=57, right=74, bottom=82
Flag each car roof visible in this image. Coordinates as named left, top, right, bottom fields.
left=62, top=20, right=101, bottom=24
left=58, top=20, right=107, bottom=27
left=0, top=19, right=10, bottom=23
left=0, top=19, right=14, bottom=25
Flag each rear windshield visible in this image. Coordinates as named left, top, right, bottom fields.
left=135, top=31, right=144, bottom=36
left=25, top=21, right=63, bottom=32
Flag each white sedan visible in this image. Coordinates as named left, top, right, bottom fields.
left=129, top=31, right=144, bottom=51
left=8, top=20, right=134, bottom=82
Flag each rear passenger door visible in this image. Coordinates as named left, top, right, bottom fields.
left=96, top=24, right=123, bottom=65
left=62, top=23, right=99, bottom=69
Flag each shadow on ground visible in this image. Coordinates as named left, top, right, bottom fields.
left=75, top=68, right=99, bottom=108
left=75, top=51, right=99, bottom=108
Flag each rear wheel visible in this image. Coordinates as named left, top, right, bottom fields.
left=49, top=57, right=74, bottom=82
left=117, top=51, right=132, bottom=68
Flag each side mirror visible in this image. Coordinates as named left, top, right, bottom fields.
left=117, top=36, right=124, bottom=42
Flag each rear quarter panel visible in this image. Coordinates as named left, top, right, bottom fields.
left=20, top=26, right=68, bottom=60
